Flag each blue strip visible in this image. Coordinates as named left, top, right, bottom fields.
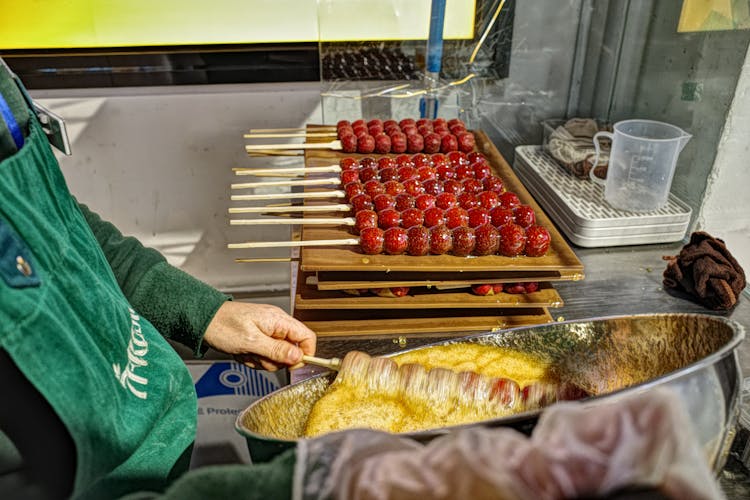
left=0, top=92, right=24, bottom=150
left=426, top=0, right=447, bottom=73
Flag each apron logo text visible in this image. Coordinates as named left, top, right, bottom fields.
left=112, top=308, right=150, bottom=399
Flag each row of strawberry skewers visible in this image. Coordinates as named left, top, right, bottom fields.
left=228, top=151, right=552, bottom=258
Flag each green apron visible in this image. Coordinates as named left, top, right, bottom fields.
left=0, top=119, right=197, bottom=498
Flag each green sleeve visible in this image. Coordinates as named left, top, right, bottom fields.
left=120, top=449, right=296, bottom=500
left=78, top=203, right=230, bottom=356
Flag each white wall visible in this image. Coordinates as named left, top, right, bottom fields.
left=35, top=82, right=324, bottom=293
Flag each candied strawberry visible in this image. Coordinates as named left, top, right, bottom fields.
left=407, top=226, right=430, bottom=256
left=374, top=133, right=391, bottom=154
left=397, top=166, right=418, bottom=182
left=525, top=226, right=551, bottom=257
left=377, top=208, right=401, bottom=229
left=431, top=153, right=449, bottom=170
left=482, top=176, right=504, bottom=193
left=504, top=283, right=526, bottom=294
left=435, top=164, right=456, bottom=181
left=402, top=178, right=425, bottom=196
left=467, top=152, right=486, bottom=164
left=455, top=164, right=474, bottom=180
left=435, top=193, right=458, bottom=210
left=471, top=284, right=493, bottom=296
left=411, top=153, right=432, bottom=169
left=357, top=134, right=375, bottom=154
left=415, top=194, right=437, bottom=211
left=422, top=179, right=444, bottom=196
left=339, top=157, right=359, bottom=170
left=442, top=179, right=464, bottom=195
left=473, top=224, right=500, bottom=255
left=451, top=226, right=476, bottom=256
left=354, top=210, right=378, bottom=233
left=524, top=282, right=540, bottom=293
left=378, top=167, right=398, bottom=183
left=417, top=166, right=437, bottom=182
left=429, top=225, right=453, bottom=254
left=395, top=154, right=414, bottom=168
left=423, top=207, right=446, bottom=227
left=477, top=191, right=500, bottom=210
left=457, top=131, right=476, bottom=153
left=498, top=223, right=527, bottom=256
left=468, top=208, right=491, bottom=228
left=367, top=118, right=382, bottom=128
left=400, top=208, right=424, bottom=228
left=377, top=156, right=397, bottom=170
left=440, top=134, right=458, bottom=153
left=389, top=286, right=410, bottom=297
left=492, top=284, right=503, bottom=294
left=447, top=150, right=468, bottom=167
left=373, top=193, right=395, bottom=211
left=383, top=227, right=409, bottom=255
left=472, top=162, right=492, bottom=180
left=340, top=169, right=359, bottom=184
left=423, top=132, right=442, bottom=154
left=364, top=179, right=385, bottom=198
left=359, top=227, right=384, bottom=254
left=457, top=192, right=480, bottom=210
left=384, top=180, right=406, bottom=196
left=489, top=207, right=514, bottom=227
left=407, top=134, right=425, bottom=154
left=445, top=207, right=469, bottom=229
left=513, top=205, right=536, bottom=228
left=499, top=191, right=521, bottom=209
left=399, top=118, right=416, bottom=128
left=394, top=194, right=415, bottom=211
left=339, top=133, right=358, bottom=153
left=390, top=132, right=407, bottom=153
left=350, top=193, right=374, bottom=212
left=359, top=157, right=376, bottom=169
left=344, top=181, right=364, bottom=200
left=462, top=178, right=484, bottom=194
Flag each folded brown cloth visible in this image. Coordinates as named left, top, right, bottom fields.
left=663, top=232, right=746, bottom=310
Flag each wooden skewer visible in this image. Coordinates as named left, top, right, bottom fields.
left=248, top=126, right=336, bottom=134
left=243, top=132, right=336, bottom=139
left=246, top=150, right=305, bottom=157
left=245, top=140, right=342, bottom=152
left=234, top=257, right=296, bottom=263
left=230, top=191, right=345, bottom=201
left=231, top=217, right=353, bottom=226
left=233, top=165, right=340, bottom=176
left=228, top=239, right=358, bottom=249
left=228, top=204, right=350, bottom=214
left=230, top=178, right=340, bottom=189
left=301, top=355, right=343, bottom=371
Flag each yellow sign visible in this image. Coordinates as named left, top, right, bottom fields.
left=678, top=0, right=750, bottom=32
left=0, top=0, right=475, bottom=50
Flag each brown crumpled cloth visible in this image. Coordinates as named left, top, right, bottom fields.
left=663, top=231, right=746, bottom=310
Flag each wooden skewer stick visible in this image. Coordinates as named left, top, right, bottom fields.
left=233, top=165, right=340, bottom=176
left=246, top=150, right=305, bottom=157
left=234, top=257, right=296, bottom=263
left=245, top=140, right=342, bottom=152
left=301, top=355, right=343, bottom=371
left=230, top=178, right=340, bottom=189
left=230, top=217, right=354, bottom=226
left=243, top=132, right=336, bottom=139
left=228, top=204, right=350, bottom=214
left=230, top=191, right=345, bottom=201
left=228, top=239, right=358, bottom=249
left=248, top=126, right=336, bottom=134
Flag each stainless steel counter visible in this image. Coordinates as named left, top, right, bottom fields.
left=292, top=240, right=750, bottom=498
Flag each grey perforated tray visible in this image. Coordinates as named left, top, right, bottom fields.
left=514, top=146, right=691, bottom=247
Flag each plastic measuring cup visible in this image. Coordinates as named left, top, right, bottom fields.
left=590, top=119, right=691, bottom=212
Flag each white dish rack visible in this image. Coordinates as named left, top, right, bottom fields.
left=513, top=146, right=692, bottom=248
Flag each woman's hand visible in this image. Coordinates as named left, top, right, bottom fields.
left=202, top=301, right=316, bottom=371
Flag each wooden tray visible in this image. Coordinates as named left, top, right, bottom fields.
left=300, top=129, right=584, bottom=273
left=294, top=307, right=553, bottom=337
left=314, top=269, right=584, bottom=290
left=296, top=271, right=563, bottom=310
